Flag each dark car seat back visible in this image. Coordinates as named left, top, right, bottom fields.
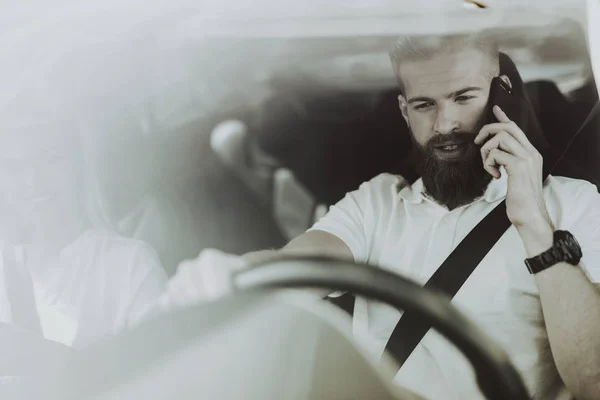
left=257, top=90, right=413, bottom=205
left=552, top=101, right=600, bottom=189
left=524, top=79, right=600, bottom=189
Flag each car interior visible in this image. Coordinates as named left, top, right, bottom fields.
left=2, top=0, right=600, bottom=399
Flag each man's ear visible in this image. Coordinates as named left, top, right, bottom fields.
left=398, top=94, right=410, bottom=126
left=499, top=74, right=512, bottom=89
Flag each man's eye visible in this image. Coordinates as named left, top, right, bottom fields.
left=456, top=95, right=475, bottom=103
left=414, top=102, right=434, bottom=110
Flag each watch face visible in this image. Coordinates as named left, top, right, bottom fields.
left=555, top=230, right=583, bottom=263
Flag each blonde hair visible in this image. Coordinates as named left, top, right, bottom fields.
left=389, top=33, right=500, bottom=94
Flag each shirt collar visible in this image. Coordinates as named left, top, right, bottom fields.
left=399, top=167, right=508, bottom=205
left=399, top=179, right=426, bottom=204
left=483, top=167, right=508, bottom=202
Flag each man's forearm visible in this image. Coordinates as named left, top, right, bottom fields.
left=242, top=237, right=353, bottom=267
left=242, top=249, right=279, bottom=266
left=242, top=248, right=331, bottom=267
left=518, top=222, right=600, bottom=399
left=535, top=265, right=600, bottom=399
left=241, top=245, right=351, bottom=299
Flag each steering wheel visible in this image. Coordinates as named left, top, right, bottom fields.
left=39, top=255, right=529, bottom=400
left=232, top=256, right=530, bottom=400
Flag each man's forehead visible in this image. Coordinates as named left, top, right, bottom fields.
left=401, top=49, right=491, bottom=98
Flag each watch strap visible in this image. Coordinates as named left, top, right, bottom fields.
left=524, top=230, right=582, bottom=274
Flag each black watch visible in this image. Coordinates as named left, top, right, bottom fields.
left=524, top=230, right=582, bottom=274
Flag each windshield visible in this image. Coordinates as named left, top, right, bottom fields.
left=1, top=2, right=599, bottom=399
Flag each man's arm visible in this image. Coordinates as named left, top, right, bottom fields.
left=242, top=230, right=354, bottom=298
left=157, top=174, right=377, bottom=312
left=154, top=231, right=355, bottom=312
left=243, top=230, right=354, bottom=265
left=476, top=107, right=600, bottom=399
left=518, top=223, right=600, bottom=400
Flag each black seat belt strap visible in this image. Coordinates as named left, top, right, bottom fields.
left=384, top=201, right=510, bottom=366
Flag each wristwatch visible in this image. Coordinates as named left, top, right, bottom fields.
left=524, top=230, right=582, bottom=274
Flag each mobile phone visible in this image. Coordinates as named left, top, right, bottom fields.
left=486, top=76, right=548, bottom=153
left=486, top=77, right=527, bottom=127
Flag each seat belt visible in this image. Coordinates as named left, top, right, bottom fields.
left=385, top=101, right=600, bottom=370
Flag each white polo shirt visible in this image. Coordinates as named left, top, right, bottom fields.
left=310, top=171, right=600, bottom=400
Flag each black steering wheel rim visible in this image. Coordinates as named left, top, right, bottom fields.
left=233, top=256, right=530, bottom=400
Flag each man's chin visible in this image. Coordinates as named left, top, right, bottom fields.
left=410, top=131, right=493, bottom=208
left=424, top=171, right=491, bottom=209
left=418, top=155, right=492, bottom=209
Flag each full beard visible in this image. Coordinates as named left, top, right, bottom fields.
left=411, top=131, right=493, bottom=210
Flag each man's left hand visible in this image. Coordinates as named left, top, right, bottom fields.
left=474, top=105, right=552, bottom=233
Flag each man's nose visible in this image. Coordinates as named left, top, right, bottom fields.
left=433, top=104, right=459, bottom=135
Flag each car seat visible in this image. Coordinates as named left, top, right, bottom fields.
left=256, top=88, right=415, bottom=206
left=523, top=79, right=600, bottom=189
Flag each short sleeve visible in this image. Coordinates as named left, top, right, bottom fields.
left=308, top=174, right=394, bottom=264
left=308, top=187, right=369, bottom=264
left=563, top=181, right=600, bottom=283
left=124, top=244, right=168, bottom=327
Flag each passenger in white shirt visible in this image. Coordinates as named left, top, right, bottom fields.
left=158, top=33, right=600, bottom=399
left=0, top=121, right=167, bottom=349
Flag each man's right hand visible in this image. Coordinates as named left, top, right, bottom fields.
left=155, top=231, right=352, bottom=312
left=156, top=249, right=248, bottom=312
